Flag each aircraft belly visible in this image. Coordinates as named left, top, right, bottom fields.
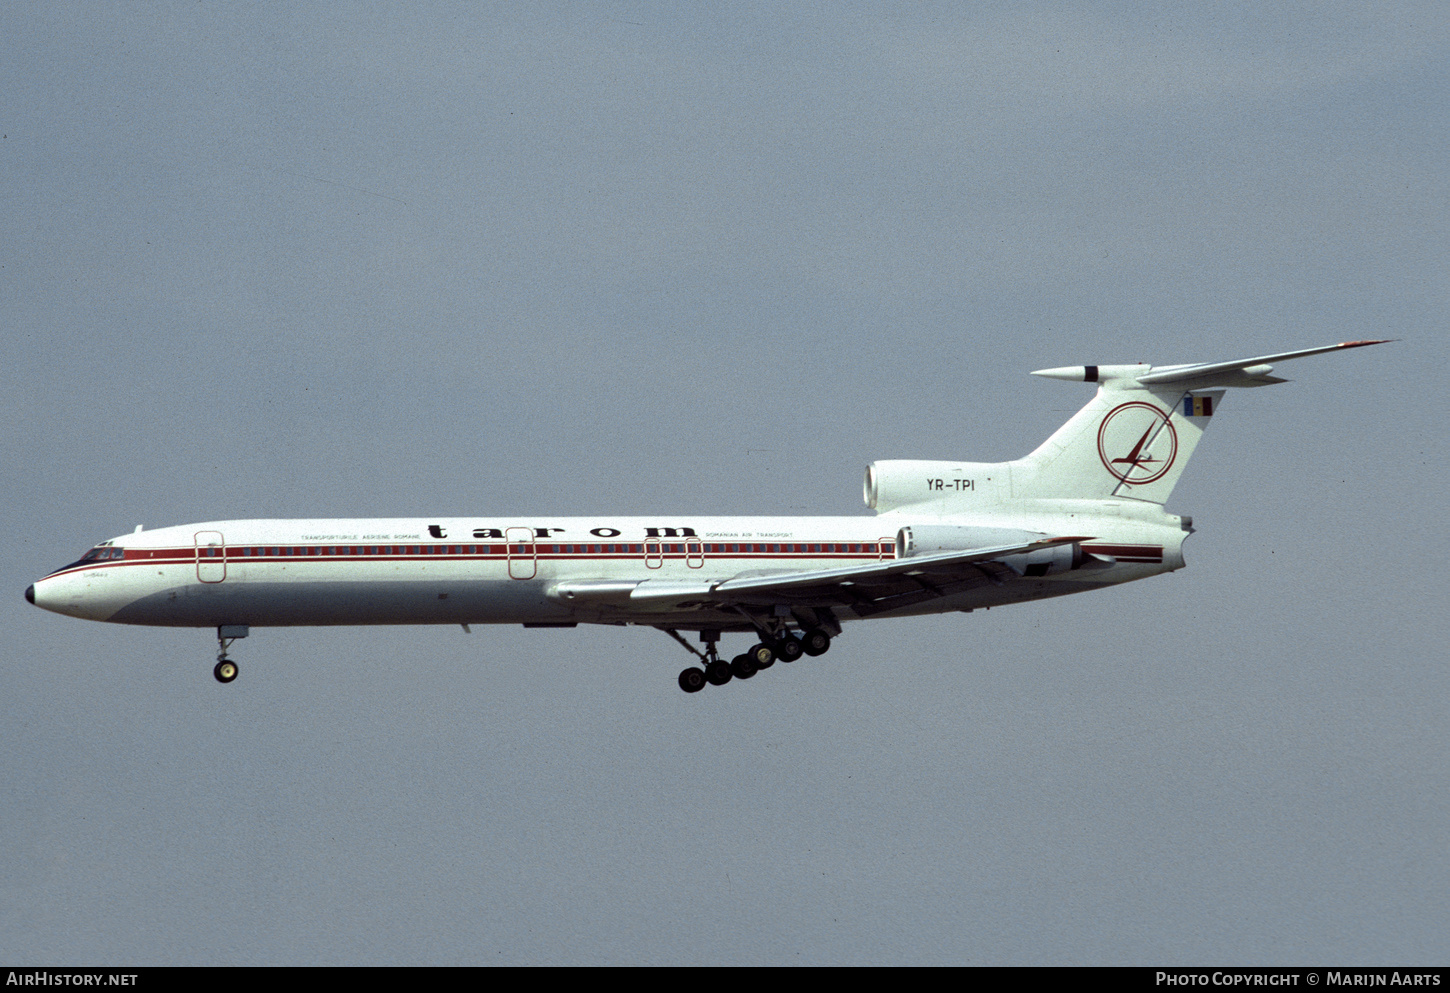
left=105, top=579, right=572, bottom=627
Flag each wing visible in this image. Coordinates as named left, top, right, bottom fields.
left=550, top=536, right=1090, bottom=618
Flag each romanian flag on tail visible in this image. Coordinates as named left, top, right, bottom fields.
left=1183, top=395, right=1213, bottom=417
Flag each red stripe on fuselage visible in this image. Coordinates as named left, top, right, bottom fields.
left=44, top=542, right=894, bottom=577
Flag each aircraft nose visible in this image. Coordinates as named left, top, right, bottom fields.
left=25, top=584, right=34, bottom=604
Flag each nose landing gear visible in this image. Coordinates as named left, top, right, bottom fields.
left=213, top=625, right=249, bottom=684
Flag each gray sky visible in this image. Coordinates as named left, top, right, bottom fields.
left=2, top=2, right=1446, bottom=965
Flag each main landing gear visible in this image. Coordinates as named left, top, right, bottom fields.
left=666, top=626, right=832, bottom=693
left=213, top=625, right=249, bottom=684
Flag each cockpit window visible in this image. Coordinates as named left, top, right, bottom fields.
left=80, top=547, right=125, bottom=562
left=48, top=546, right=125, bottom=575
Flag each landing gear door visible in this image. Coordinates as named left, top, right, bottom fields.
left=195, top=531, right=226, bottom=583
left=506, top=527, right=536, bottom=580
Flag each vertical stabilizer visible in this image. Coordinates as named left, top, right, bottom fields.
left=1010, top=340, right=1389, bottom=505
left=1011, top=379, right=1223, bottom=504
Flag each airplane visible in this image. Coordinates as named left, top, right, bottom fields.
left=26, top=340, right=1388, bottom=692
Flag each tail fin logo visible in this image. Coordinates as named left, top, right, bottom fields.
left=1097, top=402, right=1178, bottom=485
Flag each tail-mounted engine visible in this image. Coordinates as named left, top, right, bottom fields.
left=896, top=524, right=1084, bottom=577
left=864, top=461, right=1008, bottom=513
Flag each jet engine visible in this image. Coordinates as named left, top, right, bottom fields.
left=864, top=460, right=1007, bottom=513
left=895, top=524, right=1084, bottom=577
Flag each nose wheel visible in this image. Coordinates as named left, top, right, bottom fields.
left=213, top=625, right=249, bottom=684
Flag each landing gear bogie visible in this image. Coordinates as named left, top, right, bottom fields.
left=748, top=642, right=775, bottom=669
left=664, top=625, right=835, bottom=692
left=774, top=636, right=804, bottom=662
left=802, top=628, right=832, bottom=657
left=730, top=653, right=758, bottom=680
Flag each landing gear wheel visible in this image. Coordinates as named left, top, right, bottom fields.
left=729, top=653, right=758, bottom=680
left=774, top=637, right=804, bottom=662
left=213, top=660, right=238, bottom=683
left=802, top=628, right=832, bottom=657
left=749, top=642, right=776, bottom=670
left=705, top=660, right=733, bottom=686
left=678, top=667, right=707, bottom=693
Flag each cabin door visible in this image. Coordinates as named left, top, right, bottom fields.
left=506, top=528, right=536, bottom=580
left=195, top=531, right=226, bottom=583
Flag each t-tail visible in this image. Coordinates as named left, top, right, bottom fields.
left=1012, top=340, right=1390, bottom=505
left=864, top=340, right=1389, bottom=516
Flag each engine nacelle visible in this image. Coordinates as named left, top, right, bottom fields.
left=897, top=524, right=1042, bottom=557
left=864, top=460, right=1009, bottom=513
left=999, top=542, right=1082, bottom=577
left=896, top=524, right=1083, bottom=577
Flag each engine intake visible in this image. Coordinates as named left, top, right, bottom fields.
left=864, top=460, right=1007, bottom=513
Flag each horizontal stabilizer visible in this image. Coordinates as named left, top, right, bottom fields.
left=1135, top=340, right=1391, bottom=388
left=1012, top=340, right=1391, bottom=505
left=1032, top=340, right=1390, bottom=391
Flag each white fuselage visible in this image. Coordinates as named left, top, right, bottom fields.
left=27, top=341, right=1384, bottom=683
left=29, top=505, right=1188, bottom=634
